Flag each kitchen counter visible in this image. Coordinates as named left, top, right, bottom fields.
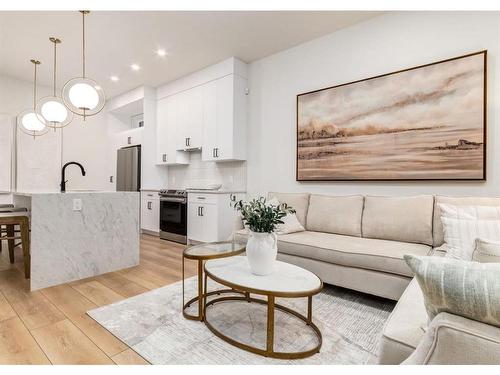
left=12, top=191, right=140, bottom=290
left=186, top=189, right=246, bottom=194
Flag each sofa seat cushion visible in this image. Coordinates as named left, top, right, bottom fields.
left=251, top=230, right=431, bottom=277
left=379, top=278, right=428, bottom=364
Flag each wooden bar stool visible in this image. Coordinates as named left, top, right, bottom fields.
left=0, top=213, right=30, bottom=278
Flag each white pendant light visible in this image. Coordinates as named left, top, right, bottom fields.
left=62, top=10, right=105, bottom=120
left=17, top=59, right=48, bottom=137
left=37, top=37, right=73, bottom=129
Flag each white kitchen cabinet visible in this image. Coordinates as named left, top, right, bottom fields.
left=141, top=191, right=159, bottom=234
left=156, top=95, right=189, bottom=165
left=175, top=86, right=203, bottom=151
left=187, top=192, right=243, bottom=243
left=201, top=74, right=247, bottom=162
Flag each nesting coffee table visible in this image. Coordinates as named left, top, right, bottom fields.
left=203, top=256, right=323, bottom=359
left=182, top=241, right=246, bottom=321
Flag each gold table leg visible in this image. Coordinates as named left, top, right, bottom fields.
left=266, top=295, right=275, bottom=355
left=198, top=259, right=203, bottom=320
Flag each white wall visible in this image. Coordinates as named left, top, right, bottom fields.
left=0, top=74, right=110, bottom=192
left=246, top=12, right=500, bottom=197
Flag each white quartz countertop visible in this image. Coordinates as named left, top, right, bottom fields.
left=186, top=189, right=246, bottom=194
left=13, top=191, right=137, bottom=197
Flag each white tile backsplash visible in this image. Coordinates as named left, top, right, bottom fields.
left=167, top=151, right=246, bottom=190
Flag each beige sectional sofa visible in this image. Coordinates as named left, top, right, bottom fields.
left=234, top=193, right=500, bottom=365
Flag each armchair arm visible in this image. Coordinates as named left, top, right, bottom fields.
left=402, top=312, right=500, bottom=365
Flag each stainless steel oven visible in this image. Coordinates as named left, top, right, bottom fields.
left=159, top=190, right=187, bottom=244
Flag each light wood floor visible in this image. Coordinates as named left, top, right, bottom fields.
left=0, top=234, right=196, bottom=365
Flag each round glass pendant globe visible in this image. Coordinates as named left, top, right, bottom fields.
left=36, top=96, right=73, bottom=128
left=22, top=112, right=46, bottom=131
left=41, top=100, right=68, bottom=123
left=62, top=77, right=105, bottom=117
left=17, top=108, right=49, bottom=137
left=68, top=82, right=99, bottom=110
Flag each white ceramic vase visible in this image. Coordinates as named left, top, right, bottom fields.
left=246, top=231, right=278, bottom=276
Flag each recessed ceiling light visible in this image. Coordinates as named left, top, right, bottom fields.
left=156, top=49, right=167, bottom=57
left=110, top=76, right=119, bottom=82
left=131, top=64, right=140, bottom=71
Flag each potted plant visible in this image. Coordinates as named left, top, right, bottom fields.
left=230, top=195, right=295, bottom=275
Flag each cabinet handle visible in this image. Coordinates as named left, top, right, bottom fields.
left=109, top=176, right=113, bottom=183
left=127, top=136, right=132, bottom=145
left=200, top=206, right=204, bottom=216
left=215, top=148, right=219, bottom=158
left=162, top=154, right=167, bottom=162
left=147, top=201, right=152, bottom=210
left=213, top=148, right=216, bottom=158
left=197, top=196, right=206, bottom=200
left=197, top=206, right=201, bottom=216
left=185, top=137, right=191, bottom=147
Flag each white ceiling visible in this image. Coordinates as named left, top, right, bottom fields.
left=0, top=11, right=379, bottom=98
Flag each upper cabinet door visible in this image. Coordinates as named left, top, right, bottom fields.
left=215, top=75, right=234, bottom=161
left=175, top=87, right=203, bottom=150
left=187, top=86, right=203, bottom=149
left=175, top=91, right=189, bottom=150
left=202, top=81, right=217, bottom=161
left=156, top=95, right=189, bottom=165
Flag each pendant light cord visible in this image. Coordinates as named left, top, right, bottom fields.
left=33, top=61, right=37, bottom=109
left=82, top=11, right=86, bottom=78
left=53, top=40, right=57, bottom=96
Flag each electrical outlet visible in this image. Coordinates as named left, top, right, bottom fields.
left=73, top=198, right=82, bottom=211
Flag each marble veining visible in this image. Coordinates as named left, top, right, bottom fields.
left=25, top=192, right=140, bottom=290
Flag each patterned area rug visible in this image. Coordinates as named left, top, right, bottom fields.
left=88, top=277, right=395, bottom=364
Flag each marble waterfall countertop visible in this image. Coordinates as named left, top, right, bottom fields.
left=12, top=191, right=140, bottom=290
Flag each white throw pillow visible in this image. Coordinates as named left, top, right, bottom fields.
left=267, top=197, right=305, bottom=235
left=439, top=203, right=500, bottom=220
left=473, top=238, right=500, bottom=263
left=441, top=217, right=500, bottom=260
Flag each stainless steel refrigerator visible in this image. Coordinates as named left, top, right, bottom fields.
left=116, top=145, right=141, bottom=191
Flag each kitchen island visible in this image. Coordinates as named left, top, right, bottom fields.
left=13, top=191, right=140, bottom=290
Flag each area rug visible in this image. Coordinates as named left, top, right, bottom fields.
left=88, top=276, right=395, bottom=364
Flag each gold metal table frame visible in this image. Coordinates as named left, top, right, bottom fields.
left=203, top=264, right=323, bottom=360
left=182, top=241, right=246, bottom=321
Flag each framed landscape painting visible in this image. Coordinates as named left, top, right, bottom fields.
left=296, top=51, right=487, bottom=181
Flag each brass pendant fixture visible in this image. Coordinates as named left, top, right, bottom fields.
left=36, top=37, right=73, bottom=129
left=17, top=59, right=48, bottom=138
left=62, top=10, right=105, bottom=120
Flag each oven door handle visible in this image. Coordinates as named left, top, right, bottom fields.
left=160, top=197, right=187, bottom=203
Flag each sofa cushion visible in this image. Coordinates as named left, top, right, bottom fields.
left=268, top=192, right=310, bottom=227
left=433, top=196, right=500, bottom=247
left=362, top=195, right=434, bottom=245
left=379, top=278, right=428, bottom=364
left=306, top=194, right=364, bottom=237
left=262, top=230, right=430, bottom=277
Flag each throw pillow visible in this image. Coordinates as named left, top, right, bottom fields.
left=440, top=217, right=500, bottom=260
left=473, top=238, right=500, bottom=263
left=268, top=197, right=305, bottom=235
left=439, top=203, right=500, bottom=220
left=405, top=255, right=500, bottom=328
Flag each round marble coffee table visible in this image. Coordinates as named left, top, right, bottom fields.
left=203, top=256, right=323, bottom=359
left=182, top=241, right=246, bottom=321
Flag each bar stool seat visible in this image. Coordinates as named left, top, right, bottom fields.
left=0, top=211, right=30, bottom=278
